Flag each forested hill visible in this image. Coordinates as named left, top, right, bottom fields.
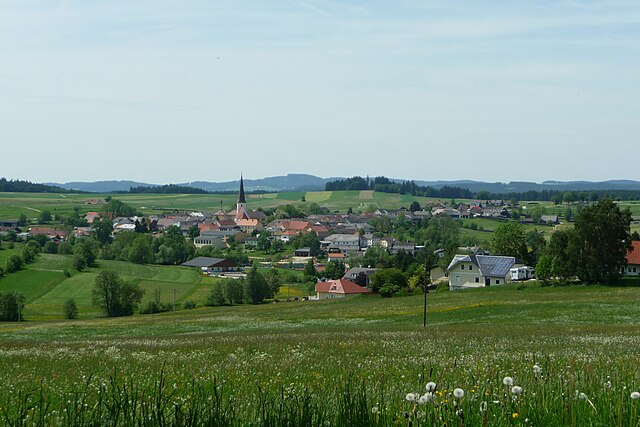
left=129, top=184, right=209, bottom=194
left=0, top=178, right=72, bottom=193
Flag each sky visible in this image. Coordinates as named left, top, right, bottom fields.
left=1, top=0, right=639, bottom=184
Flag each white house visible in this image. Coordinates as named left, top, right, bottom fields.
left=624, top=241, right=640, bottom=276
left=447, top=254, right=516, bottom=290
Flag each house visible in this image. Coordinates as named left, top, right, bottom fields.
left=83, top=212, right=101, bottom=224
left=324, top=234, right=363, bottom=252
left=432, top=208, right=461, bottom=219
left=390, top=242, right=416, bottom=256
left=540, top=215, right=559, bottom=225
left=181, top=257, right=241, bottom=273
left=482, top=207, right=510, bottom=219
left=447, top=254, right=516, bottom=290
left=343, top=267, right=377, bottom=286
left=193, top=235, right=227, bottom=249
left=624, top=241, right=640, bottom=276
left=314, top=279, right=372, bottom=299
left=28, top=227, right=69, bottom=241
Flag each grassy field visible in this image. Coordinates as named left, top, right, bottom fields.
left=0, top=191, right=470, bottom=220
left=1, top=280, right=640, bottom=424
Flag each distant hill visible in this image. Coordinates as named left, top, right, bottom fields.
left=0, top=178, right=71, bottom=193
left=41, top=175, right=640, bottom=194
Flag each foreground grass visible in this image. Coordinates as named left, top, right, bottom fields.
left=1, top=284, right=640, bottom=425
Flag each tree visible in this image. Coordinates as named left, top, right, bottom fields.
left=525, top=229, right=546, bottom=265
left=188, top=225, right=200, bottom=240
left=92, top=271, right=144, bottom=317
left=370, top=268, right=407, bottom=293
left=0, top=291, right=25, bottom=321
left=535, top=255, right=552, bottom=283
left=290, top=232, right=321, bottom=256
left=207, top=283, right=227, bottom=306
left=5, top=254, right=23, bottom=273
left=572, top=199, right=632, bottom=283
left=244, top=267, right=269, bottom=304
left=128, top=235, right=153, bottom=264
left=324, top=260, right=346, bottom=279
left=43, top=241, right=58, bottom=254
left=223, top=280, right=244, bottom=305
left=545, top=229, right=580, bottom=281
left=92, top=218, right=114, bottom=245
left=73, top=242, right=97, bottom=268
left=409, top=201, right=421, bottom=212
left=264, top=269, right=281, bottom=298
left=17, top=213, right=27, bottom=227
left=21, top=246, right=36, bottom=264
left=257, top=231, right=272, bottom=253
left=491, top=222, right=528, bottom=261
left=63, top=298, right=78, bottom=319
left=38, top=210, right=52, bottom=224
left=303, top=259, right=318, bottom=277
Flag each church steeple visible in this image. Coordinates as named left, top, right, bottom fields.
left=235, top=175, right=248, bottom=221
left=238, top=175, right=246, bottom=203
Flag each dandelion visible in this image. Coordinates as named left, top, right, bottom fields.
left=631, top=392, right=640, bottom=400
left=503, top=376, right=514, bottom=386
left=371, top=406, right=379, bottom=414
left=453, top=388, right=465, bottom=399
left=406, top=393, right=417, bottom=402
left=418, top=393, right=433, bottom=404
left=512, top=412, right=519, bottom=419
left=533, top=365, right=542, bottom=375
left=479, top=401, right=487, bottom=413
left=425, top=382, right=437, bottom=393
left=511, top=386, right=523, bottom=395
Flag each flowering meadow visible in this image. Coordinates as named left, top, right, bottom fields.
left=1, top=284, right=640, bottom=425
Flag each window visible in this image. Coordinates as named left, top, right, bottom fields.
left=475, top=277, right=479, bottom=283
left=634, top=267, right=637, bottom=273
left=496, top=279, right=500, bottom=285
left=469, top=265, right=472, bottom=271
left=461, top=264, right=465, bottom=270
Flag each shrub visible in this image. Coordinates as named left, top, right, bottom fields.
left=183, top=300, right=197, bottom=309
left=92, top=271, right=144, bottom=317
left=63, top=298, right=78, bottom=319
left=43, top=241, right=58, bottom=254
left=140, top=300, right=171, bottom=315
left=72, top=255, right=86, bottom=271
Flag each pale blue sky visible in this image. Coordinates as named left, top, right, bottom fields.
left=1, top=1, right=639, bottom=184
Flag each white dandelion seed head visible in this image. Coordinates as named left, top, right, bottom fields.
left=631, top=392, right=640, bottom=400
left=371, top=406, right=379, bottom=414
left=604, top=381, right=612, bottom=389
left=425, top=382, right=437, bottom=392
left=511, top=386, right=523, bottom=395
left=405, top=393, right=417, bottom=402
left=453, top=388, right=465, bottom=399
left=479, top=401, right=488, bottom=413
left=533, top=365, right=542, bottom=374
left=418, top=393, right=433, bottom=404
left=503, top=376, right=514, bottom=386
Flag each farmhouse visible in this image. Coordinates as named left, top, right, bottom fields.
left=624, top=241, right=640, bottom=276
left=447, top=254, right=516, bottom=290
left=193, top=235, right=227, bottom=249
left=314, top=279, right=372, bottom=299
left=342, top=267, right=377, bottom=286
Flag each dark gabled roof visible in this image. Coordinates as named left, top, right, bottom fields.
left=447, top=254, right=515, bottom=277
left=182, top=257, right=229, bottom=268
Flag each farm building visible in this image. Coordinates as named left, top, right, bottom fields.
left=181, top=257, right=241, bottom=274
left=314, top=279, right=372, bottom=300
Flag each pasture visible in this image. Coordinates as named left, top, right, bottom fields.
left=1, top=279, right=640, bottom=425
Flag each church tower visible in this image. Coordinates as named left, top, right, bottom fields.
left=235, top=175, right=248, bottom=221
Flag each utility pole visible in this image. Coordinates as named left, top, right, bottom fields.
left=423, top=254, right=430, bottom=328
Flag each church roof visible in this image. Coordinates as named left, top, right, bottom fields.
left=238, top=175, right=246, bottom=203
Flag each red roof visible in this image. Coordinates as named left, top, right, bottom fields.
left=315, top=279, right=371, bottom=295
left=627, top=241, right=640, bottom=265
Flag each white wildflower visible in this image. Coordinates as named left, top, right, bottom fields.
left=511, top=386, right=523, bottom=395
left=405, top=393, right=417, bottom=402
left=479, top=401, right=487, bottom=413
left=418, top=393, right=432, bottom=404
left=425, top=382, right=437, bottom=393
left=371, top=406, right=379, bottom=414
left=503, top=376, right=514, bottom=386
left=631, top=392, right=640, bottom=400
left=453, top=388, right=465, bottom=399
left=533, top=365, right=542, bottom=375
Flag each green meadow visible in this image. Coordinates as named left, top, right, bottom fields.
left=1, top=258, right=640, bottom=424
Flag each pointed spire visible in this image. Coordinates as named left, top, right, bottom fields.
left=238, top=175, right=246, bottom=203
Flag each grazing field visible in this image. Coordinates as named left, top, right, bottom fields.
left=1, top=283, right=640, bottom=425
